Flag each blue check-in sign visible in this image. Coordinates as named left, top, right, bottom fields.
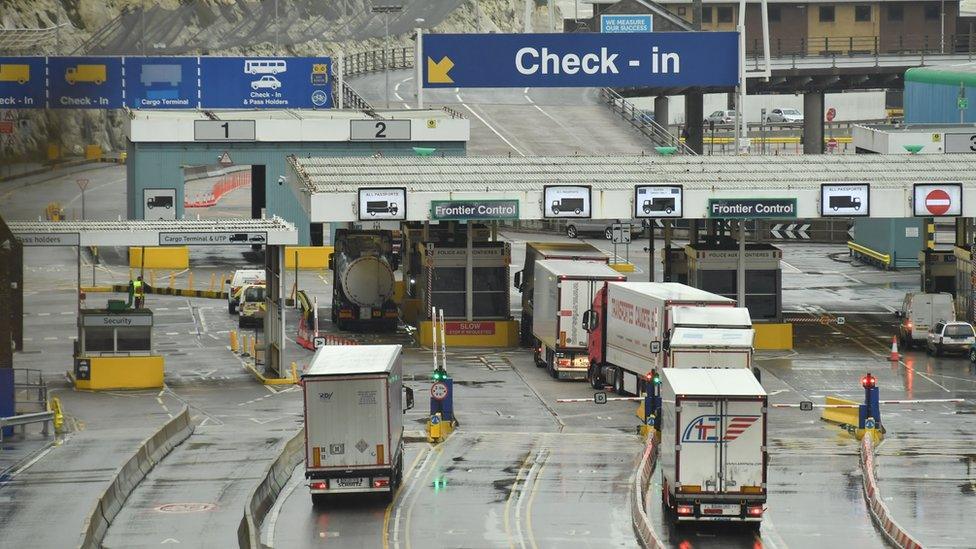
left=601, top=14, right=653, bottom=33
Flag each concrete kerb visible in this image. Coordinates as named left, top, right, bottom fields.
left=239, top=427, right=305, bottom=549
left=77, top=407, right=194, bottom=549
left=632, top=438, right=666, bottom=549
left=859, top=435, right=926, bottom=549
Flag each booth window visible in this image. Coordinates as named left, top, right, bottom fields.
left=717, top=6, right=733, bottom=23
left=85, top=326, right=115, bottom=353
left=819, top=6, right=835, bottom=22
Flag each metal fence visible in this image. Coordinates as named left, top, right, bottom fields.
left=14, top=368, right=47, bottom=414
left=747, top=33, right=976, bottom=58
left=599, top=88, right=697, bottom=154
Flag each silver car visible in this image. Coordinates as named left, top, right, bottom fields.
left=926, top=321, right=976, bottom=356
left=564, top=219, right=643, bottom=240
left=704, top=109, right=735, bottom=125
left=765, top=108, right=803, bottom=123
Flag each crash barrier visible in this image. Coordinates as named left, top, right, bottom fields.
left=185, top=169, right=252, bottom=208
left=78, top=406, right=193, bottom=549
left=609, top=262, right=637, bottom=273
left=848, top=241, right=893, bottom=269
left=0, top=411, right=55, bottom=443
left=237, top=428, right=305, bottom=549
left=632, top=438, right=667, bottom=549
left=860, top=436, right=925, bottom=549
left=104, top=283, right=227, bottom=300
left=284, top=246, right=333, bottom=270
left=821, top=396, right=861, bottom=428
left=128, top=246, right=189, bottom=270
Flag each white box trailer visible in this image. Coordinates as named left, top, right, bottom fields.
left=301, top=344, right=414, bottom=504
left=586, top=282, right=752, bottom=394
left=532, top=259, right=626, bottom=379
left=660, top=369, right=768, bottom=525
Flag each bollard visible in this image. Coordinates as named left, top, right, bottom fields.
left=219, top=272, right=226, bottom=293
left=188, top=271, right=194, bottom=291
left=168, top=271, right=175, bottom=289
left=427, top=412, right=443, bottom=443
left=230, top=330, right=239, bottom=352
left=149, top=270, right=156, bottom=287
left=241, top=334, right=250, bottom=356
left=290, top=362, right=299, bottom=382
left=250, top=336, right=257, bottom=358
left=208, top=272, right=216, bottom=292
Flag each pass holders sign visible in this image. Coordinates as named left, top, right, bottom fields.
left=913, top=183, right=962, bottom=217
left=944, top=133, right=976, bottom=153
left=125, top=57, right=197, bottom=109
left=49, top=56, right=123, bottom=108
left=635, top=185, right=682, bottom=218
left=0, top=57, right=45, bottom=107
left=16, top=233, right=80, bottom=246
left=544, top=185, right=591, bottom=218
left=159, top=232, right=267, bottom=245
left=358, top=187, right=406, bottom=221
left=431, top=199, right=519, bottom=221
left=350, top=119, right=411, bottom=141
left=422, top=32, right=738, bottom=88
left=143, top=188, right=177, bottom=220
left=820, top=183, right=869, bottom=217
left=708, top=198, right=796, bottom=219
left=601, top=14, right=653, bottom=33
left=199, top=57, right=332, bottom=108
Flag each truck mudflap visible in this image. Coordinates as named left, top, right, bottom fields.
left=672, top=497, right=766, bottom=522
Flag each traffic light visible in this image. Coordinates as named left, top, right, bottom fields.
left=645, top=370, right=661, bottom=386
left=432, top=367, right=448, bottom=381
left=861, top=372, right=877, bottom=389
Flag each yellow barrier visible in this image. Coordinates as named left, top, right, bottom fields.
left=821, top=396, right=860, bottom=427
left=284, top=246, right=334, bottom=270
left=609, top=262, right=636, bottom=273
left=73, top=355, right=164, bottom=390
left=417, top=320, right=519, bottom=348
left=129, top=247, right=190, bottom=270
left=847, top=241, right=892, bottom=267
left=47, top=143, right=61, bottom=161
left=49, top=396, right=64, bottom=432
left=753, top=323, right=793, bottom=350
left=85, top=144, right=102, bottom=160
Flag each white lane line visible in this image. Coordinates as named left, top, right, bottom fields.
left=7, top=444, right=57, bottom=478
left=43, top=336, right=57, bottom=341
left=37, top=312, right=50, bottom=316
left=59, top=311, right=73, bottom=315
left=264, top=469, right=303, bottom=547
left=457, top=94, right=526, bottom=156
left=394, top=445, right=437, bottom=549
left=780, top=260, right=802, bottom=274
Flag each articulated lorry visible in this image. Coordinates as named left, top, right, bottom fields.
left=302, top=345, right=414, bottom=505
left=584, top=282, right=753, bottom=394
left=514, top=242, right=608, bottom=347
left=330, top=229, right=399, bottom=331
left=531, top=259, right=626, bottom=380
left=660, top=368, right=767, bottom=526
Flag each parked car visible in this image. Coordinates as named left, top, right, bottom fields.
left=564, top=219, right=644, bottom=240
left=927, top=321, right=975, bottom=356
left=704, top=110, right=735, bottom=125
left=766, top=108, right=803, bottom=123
left=896, top=292, right=954, bottom=349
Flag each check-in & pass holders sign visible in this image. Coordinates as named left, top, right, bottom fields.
left=159, top=232, right=267, bottom=245
left=708, top=198, right=796, bottom=219
left=431, top=200, right=519, bottom=221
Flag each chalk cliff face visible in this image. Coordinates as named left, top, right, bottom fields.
left=0, top=0, right=559, bottom=160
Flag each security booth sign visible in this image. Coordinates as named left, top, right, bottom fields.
left=358, top=187, right=407, bottom=220
left=159, top=232, right=268, bottom=245
left=430, top=199, right=519, bottom=221
left=820, top=183, right=869, bottom=217
left=913, top=183, right=963, bottom=217
left=144, top=188, right=177, bottom=220
left=544, top=185, right=592, bottom=218
left=635, top=185, right=683, bottom=218
left=708, top=198, right=797, bottom=219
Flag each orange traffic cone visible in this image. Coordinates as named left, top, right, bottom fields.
left=889, top=336, right=900, bottom=361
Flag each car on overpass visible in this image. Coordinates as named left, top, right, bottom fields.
left=704, top=109, right=735, bottom=125
left=563, top=219, right=644, bottom=240
left=766, top=108, right=803, bottom=123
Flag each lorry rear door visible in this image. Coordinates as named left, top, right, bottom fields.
left=720, top=399, right=765, bottom=494
left=678, top=398, right=764, bottom=494
left=558, top=278, right=600, bottom=349
left=305, top=376, right=389, bottom=470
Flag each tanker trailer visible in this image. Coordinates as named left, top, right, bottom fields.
left=329, top=229, right=399, bottom=332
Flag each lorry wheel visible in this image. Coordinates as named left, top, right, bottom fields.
left=614, top=368, right=625, bottom=395
left=547, top=358, right=557, bottom=379
left=970, top=348, right=976, bottom=363
left=589, top=365, right=603, bottom=389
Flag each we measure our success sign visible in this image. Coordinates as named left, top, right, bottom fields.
left=422, top=32, right=738, bottom=88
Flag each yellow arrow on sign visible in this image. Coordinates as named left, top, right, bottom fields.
left=427, top=56, right=454, bottom=84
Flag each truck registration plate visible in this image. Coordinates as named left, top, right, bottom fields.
left=702, top=503, right=741, bottom=515
left=334, top=477, right=366, bottom=488
left=360, top=306, right=372, bottom=319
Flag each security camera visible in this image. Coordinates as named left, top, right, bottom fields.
left=278, top=175, right=286, bottom=186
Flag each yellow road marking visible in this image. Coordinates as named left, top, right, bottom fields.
left=503, top=445, right=536, bottom=549
left=524, top=450, right=550, bottom=549
left=404, top=443, right=444, bottom=549
left=383, top=445, right=430, bottom=549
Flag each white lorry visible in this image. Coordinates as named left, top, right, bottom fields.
left=660, top=368, right=768, bottom=526
left=531, top=259, right=626, bottom=380
left=302, top=344, right=414, bottom=505
left=584, top=282, right=753, bottom=394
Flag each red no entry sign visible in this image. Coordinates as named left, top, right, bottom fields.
left=925, top=189, right=952, bottom=215
left=826, top=107, right=837, bottom=122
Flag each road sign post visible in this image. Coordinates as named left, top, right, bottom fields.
left=76, top=178, right=89, bottom=220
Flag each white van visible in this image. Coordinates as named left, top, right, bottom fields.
left=897, top=292, right=954, bottom=349
left=227, top=269, right=265, bottom=314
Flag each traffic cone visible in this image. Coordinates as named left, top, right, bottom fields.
left=889, top=336, right=900, bottom=362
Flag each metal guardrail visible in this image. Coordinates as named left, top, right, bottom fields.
left=0, top=411, right=54, bottom=442
left=600, top=88, right=697, bottom=154
left=14, top=367, right=47, bottom=414
left=860, top=435, right=925, bottom=549
left=748, top=33, right=976, bottom=59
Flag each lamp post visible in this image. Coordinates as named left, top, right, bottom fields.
left=415, top=18, right=425, bottom=109
left=372, top=4, right=404, bottom=110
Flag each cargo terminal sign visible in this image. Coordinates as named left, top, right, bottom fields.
left=159, top=232, right=268, bottom=245
left=422, top=32, right=738, bottom=88
left=431, top=200, right=519, bottom=221
left=708, top=198, right=797, bottom=219
left=0, top=55, right=332, bottom=109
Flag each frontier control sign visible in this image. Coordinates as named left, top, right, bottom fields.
left=708, top=198, right=797, bottom=219
left=431, top=200, right=519, bottom=221
left=422, top=32, right=738, bottom=89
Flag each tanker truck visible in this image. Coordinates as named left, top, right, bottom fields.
left=329, top=229, right=399, bottom=332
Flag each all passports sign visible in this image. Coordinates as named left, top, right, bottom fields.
left=422, top=32, right=738, bottom=88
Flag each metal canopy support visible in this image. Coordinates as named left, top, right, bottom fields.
left=737, top=221, right=746, bottom=307
left=466, top=222, right=473, bottom=322
left=663, top=220, right=673, bottom=282
left=265, top=245, right=285, bottom=376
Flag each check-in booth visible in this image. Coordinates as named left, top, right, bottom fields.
left=685, top=242, right=783, bottom=322
left=73, top=309, right=164, bottom=390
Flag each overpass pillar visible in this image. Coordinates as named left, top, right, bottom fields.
left=803, top=91, right=825, bottom=154
left=684, top=91, right=704, bottom=154
left=654, top=96, right=669, bottom=127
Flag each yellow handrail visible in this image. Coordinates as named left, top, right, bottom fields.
left=847, top=241, right=891, bottom=266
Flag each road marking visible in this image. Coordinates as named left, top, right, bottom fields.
left=780, top=260, right=802, bottom=274
left=458, top=97, right=526, bottom=156
left=43, top=336, right=57, bottom=341
left=522, top=448, right=549, bottom=549
left=503, top=445, right=536, bottom=549
left=397, top=444, right=441, bottom=549
left=37, top=312, right=50, bottom=316
left=384, top=444, right=430, bottom=549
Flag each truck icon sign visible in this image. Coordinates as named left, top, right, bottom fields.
left=828, top=195, right=861, bottom=211
left=0, top=64, right=30, bottom=84
left=643, top=197, right=676, bottom=214
left=140, top=64, right=182, bottom=87
left=146, top=195, right=173, bottom=209
left=366, top=200, right=398, bottom=216
left=551, top=198, right=585, bottom=215
left=65, top=64, right=106, bottom=85
left=228, top=233, right=249, bottom=242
